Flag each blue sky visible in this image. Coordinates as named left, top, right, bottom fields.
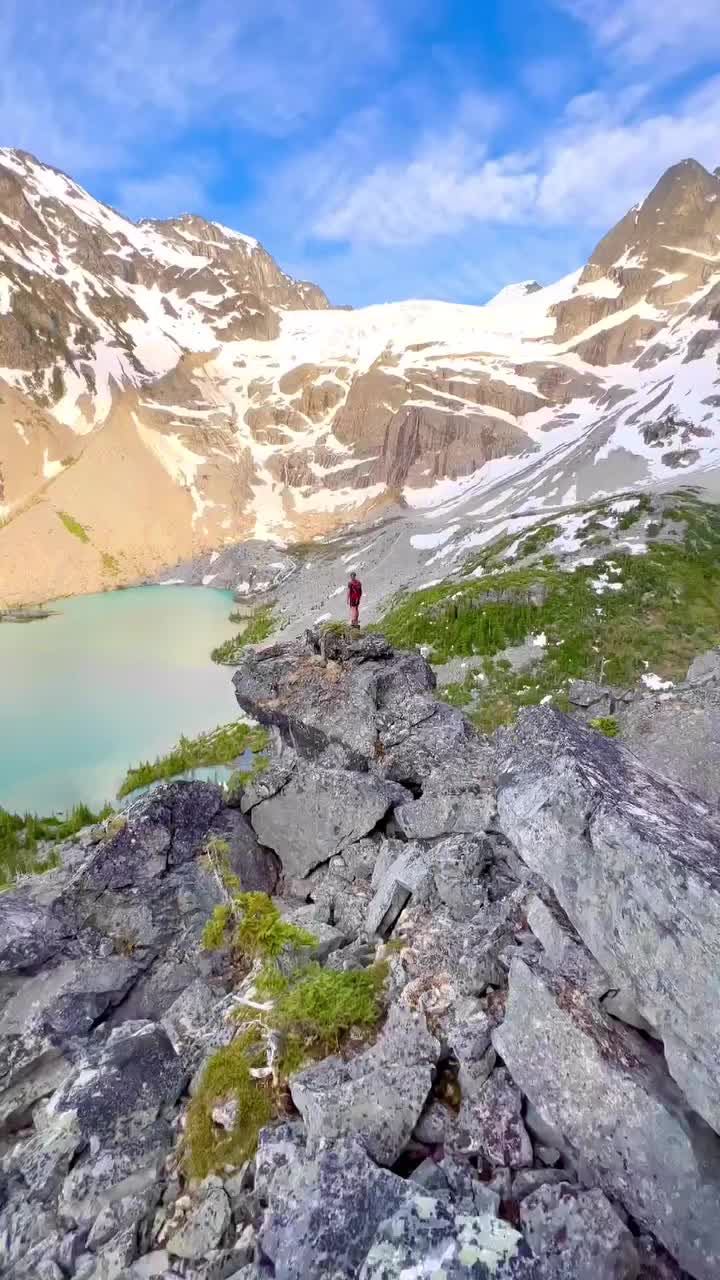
left=2, top=0, right=720, bottom=306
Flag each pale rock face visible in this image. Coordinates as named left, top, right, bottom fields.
left=1, top=150, right=720, bottom=605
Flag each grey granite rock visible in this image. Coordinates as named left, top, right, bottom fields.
left=520, top=1181, right=639, bottom=1279
left=497, top=707, right=720, bottom=1133
left=494, top=956, right=720, bottom=1280
left=290, top=1003, right=438, bottom=1165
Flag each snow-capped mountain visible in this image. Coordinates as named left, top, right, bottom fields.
left=0, top=150, right=719, bottom=605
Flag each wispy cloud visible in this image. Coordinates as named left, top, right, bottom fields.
left=0, top=0, right=424, bottom=171
left=555, top=0, right=720, bottom=74
left=297, top=74, right=720, bottom=249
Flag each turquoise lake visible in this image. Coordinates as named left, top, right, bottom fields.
left=0, top=586, right=241, bottom=814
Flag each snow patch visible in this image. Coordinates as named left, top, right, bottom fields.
left=642, top=672, right=674, bottom=691
left=410, top=524, right=460, bottom=550
left=134, top=415, right=206, bottom=487
left=42, top=449, right=65, bottom=480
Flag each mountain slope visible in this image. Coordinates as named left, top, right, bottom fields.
left=1, top=151, right=719, bottom=605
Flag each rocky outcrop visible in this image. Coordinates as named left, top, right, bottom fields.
left=290, top=1004, right=438, bottom=1164
left=494, top=958, right=720, bottom=1280
left=6, top=632, right=720, bottom=1278
left=497, top=707, right=720, bottom=1134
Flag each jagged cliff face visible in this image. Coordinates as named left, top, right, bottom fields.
left=1, top=150, right=719, bottom=604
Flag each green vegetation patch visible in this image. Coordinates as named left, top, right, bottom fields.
left=515, top=523, right=561, bottom=559
left=212, top=606, right=276, bottom=664
left=0, top=802, right=112, bottom=888
left=589, top=716, right=619, bottom=737
left=269, top=962, right=387, bottom=1060
left=57, top=511, right=90, bottom=543
left=118, top=721, right=269, bottom=798
left=376, top=568, right=546, bottom=664
left=186, top=889, right=388, bottom=1176
left=184, top=1032, right=275, bottom=1179
left=101, top=552, right=120, bottom=575
left=202, top=889, right=316, bottom=960
left=379, top=495, right=720, bottom=733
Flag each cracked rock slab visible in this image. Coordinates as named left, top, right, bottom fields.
left=290, top=1003, right=439, bottom=1165
left=494, top=956, right=720, bottom=1280
left=248, top=763, right=409, bottom=879
left=497, top=706, right=720, bottom=1134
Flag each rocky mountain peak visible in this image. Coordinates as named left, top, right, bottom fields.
left=549, top=156, right=720, bottom=361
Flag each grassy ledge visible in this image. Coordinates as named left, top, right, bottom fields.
left=376, top=492, right=720, bottom=732
left=186, top=879, right=387, bottom=1178
left=0, top=802, right=112, bottom=888
left=212, top=606, right=276, bottom=665
left=57, top=511, right=90, bottom=543
left=118, top=721, right=269, bottom=799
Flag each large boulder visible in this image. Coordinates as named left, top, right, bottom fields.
left=619, top=682, right=720, bottom=806
left=46, top=1021, right=184, bottom=1146
left=519, top=1181, right=640, bottom=1279
left=245, top=761, right=409, bottom=879
left=78, top=781, right=224, bottom=892
left=290, top=1003, right=438, bottom=1164
left=497, top=707, right=720, bottom=1133
left=494, top=957, right=720, bottom=1280
left=256, top=1126, right=411, bottom=1280
left=233, top=630, right=490, bottom=790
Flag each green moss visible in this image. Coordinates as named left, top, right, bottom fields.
left=101, top=552, right=120, bottom=575
left=589, top=716, right=619, bottom=737
left=57, top=511, right=90, bottom=543
left=186, top=899, right=389, bottom=1178
left=184, top=1033, right=274, bottom=1179
left=211, top=606, right=276, bottom=664
left=202, top=890, right=316, bottom=961
left=118, top=722, right=269, bottom=797
left=0, top=802, right=112, bottom=888
left=273, top=962, right=387, bottom=1056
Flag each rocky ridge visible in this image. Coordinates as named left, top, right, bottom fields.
left=3, top=629, right=720, bottom=1277
left=1, top=153, right=720, bottom=605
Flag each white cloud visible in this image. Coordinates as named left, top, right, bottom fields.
left=0, top=0, right=424, bottom=171
left=304, top=74, right=720, bottom=247
left=556, top=0, right=720, bottom=73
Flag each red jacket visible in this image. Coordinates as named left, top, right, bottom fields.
left=348, top=579, right=362, bottom=606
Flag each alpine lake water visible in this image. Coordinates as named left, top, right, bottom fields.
left=0, top=586, right=243, bottom=815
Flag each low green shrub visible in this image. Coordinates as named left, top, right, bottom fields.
left=202, top=890, right=316, bottom=961
left=185, top=891, right=389, bottom=1176
left=211, top=607, right=276, bottom=664
left=118, top=722, right=269, bottom=797
left=0, top=802, right=112, bottom=887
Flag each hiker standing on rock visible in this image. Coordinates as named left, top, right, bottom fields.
left=347, top=571, right=362, bottom=628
